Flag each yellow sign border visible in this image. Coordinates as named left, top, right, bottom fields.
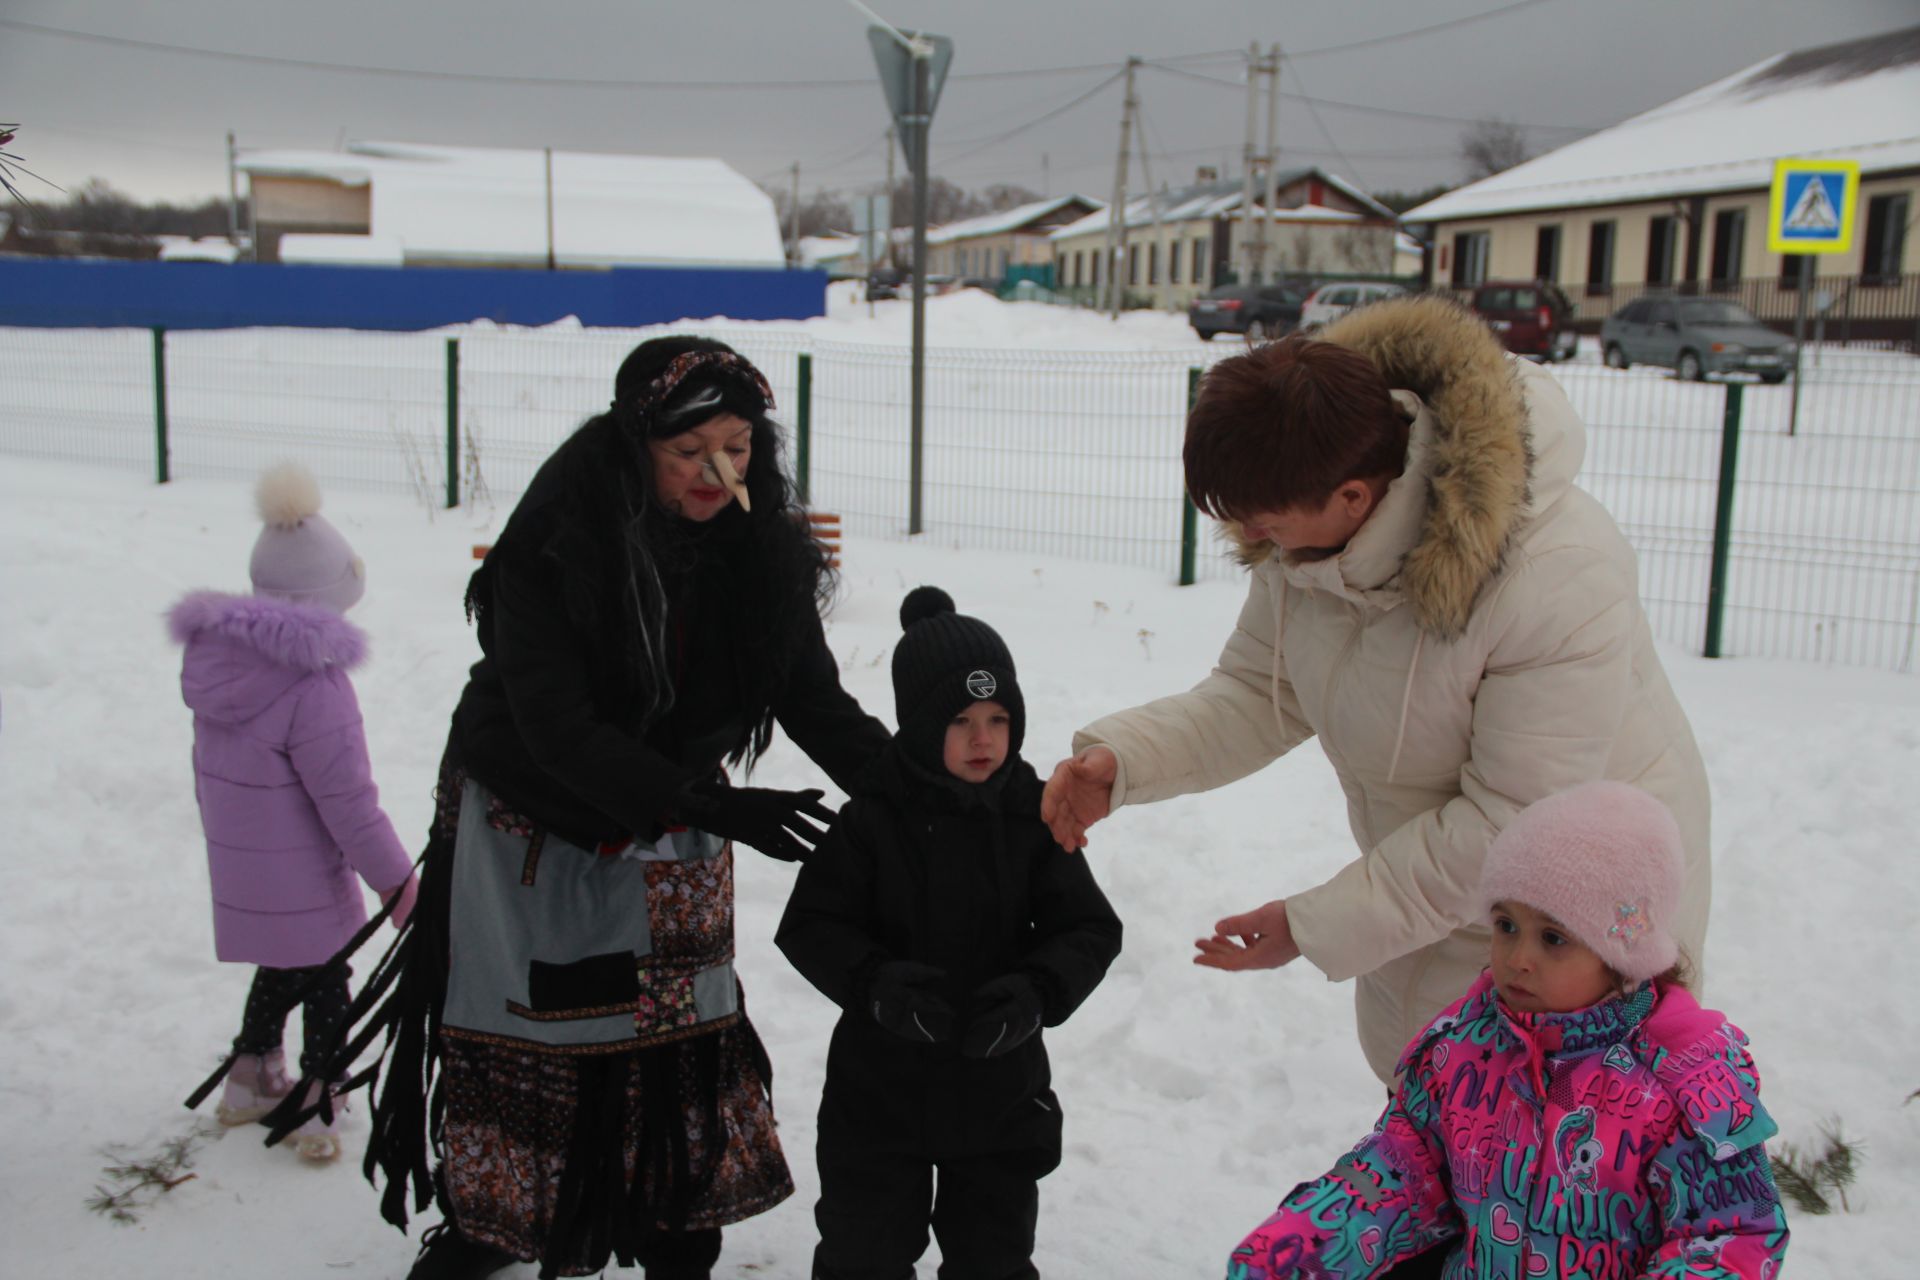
left=1768, top=158, right=1860, bottom=256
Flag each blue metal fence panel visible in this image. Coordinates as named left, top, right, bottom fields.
left=0, top=259, right=827, bottom=330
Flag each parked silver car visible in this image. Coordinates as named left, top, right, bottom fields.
left=1299, top=281, right=1406, bottom=330
left=1599, top=296, right=1795, bottom=383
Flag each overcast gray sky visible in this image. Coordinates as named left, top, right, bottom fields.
left=4, top=0, right=1915, bottom=208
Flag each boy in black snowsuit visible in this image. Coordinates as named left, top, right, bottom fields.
left=777, top=586, right=1123, bottom=1280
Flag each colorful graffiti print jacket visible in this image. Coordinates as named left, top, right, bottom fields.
left=1229, top=974, right=1788, bottom=1279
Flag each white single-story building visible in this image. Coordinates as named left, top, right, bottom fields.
left=1049, top=169, right=1402, bottom=309
left=236, top=140, right=787, bottom=270
left=1404, top=24, right=1920, bottom=340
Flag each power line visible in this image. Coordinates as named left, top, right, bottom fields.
left=0, top=19, right=1241, bottom=92
left=938, top=69, right=1128, bottom=167
left=1140, top=60, right=1600, bottom=132
left=1276, top=52, right=1368, bottom=190
left=1286, top=0, right=1564, bottom=59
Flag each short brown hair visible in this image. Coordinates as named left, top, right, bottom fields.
left=1184, top=335, right=1410, bottom=520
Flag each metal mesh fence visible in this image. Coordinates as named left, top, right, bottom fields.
left=0, top=326, right=154, bottom=472
left=2, top=323, right=1915, bottom=670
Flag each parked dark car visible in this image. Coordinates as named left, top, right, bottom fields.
left=866, top=266, right=904, bottom=300
left=1600, top=296, right=1794, bottom=382
left=1188, top=283, right=1310, bottom=342
left=1472, top=279, right=1577, bottom=361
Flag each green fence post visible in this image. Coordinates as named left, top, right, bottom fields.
left=1179, top=366, right=1201, bottom=586
left=796, top=352, right=813, bottom=505
left=151, top=327, right=170, bottom=484
left=444, top=338, right=460, bottom=509
left=1703, top=381, right=1745, bottom=658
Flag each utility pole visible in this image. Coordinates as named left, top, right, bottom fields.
left=226, top=131, right=240, bottom=247
left=1104, top=56, right=1139, bottom=318
left=1134, top=109, right=1163, bottom=311
left=788, top=162, right=802, bottom=267
left=1239, top=41, right=1258, bottom=285
left=908, top=52, right=931, bottom=532
left=544, top=146, right=556, bottom=271
left=1255, top=46, right=1281, bottom=284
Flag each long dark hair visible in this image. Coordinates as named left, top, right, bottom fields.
left=469, top=336, right=832, bottom=771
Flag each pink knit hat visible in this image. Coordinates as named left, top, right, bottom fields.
left=249, top=463, right=365, bottom=614
left=1479, top=781, right=1684, bottom=983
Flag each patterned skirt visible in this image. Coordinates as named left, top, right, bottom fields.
left=440, top=1023, right=792, bottom=1274
left=433, top=770, right=793, bottom=1275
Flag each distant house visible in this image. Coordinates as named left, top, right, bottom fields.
left=1404, top=24, right=1920, bottom=341
left=236, top=140, right=786, bottom=269
left=924, top=195, right=1102, bottom=284
left=799, top=234, right=865, bottom=276
left=1048, top=169, right=1401, bottom=309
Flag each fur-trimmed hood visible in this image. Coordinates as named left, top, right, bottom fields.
left=1224, top=296, right=1587, bottom=638
left=169, top=590, right=367, bottom=671
left=169, top=591, right=367, bottom=726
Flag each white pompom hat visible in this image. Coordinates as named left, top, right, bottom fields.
left=1479, top=781, right=1685, bottom=983
left=248, top=463, right=365, bottom=613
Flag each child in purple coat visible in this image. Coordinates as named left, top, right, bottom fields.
left=170, top=464, right=417, bottom=1162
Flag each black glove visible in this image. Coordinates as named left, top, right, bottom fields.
left=867, top=961, right=956, bottom=1044
left=960, top=974, right=1045, bottom=1059
left=679, top=774, right=836, bottom=863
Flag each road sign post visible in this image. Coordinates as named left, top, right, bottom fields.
left=1768, top=158, right=1859, bottom=438
left=867, top=24, right=952, bottom=537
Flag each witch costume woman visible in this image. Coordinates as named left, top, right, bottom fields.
left=258, top=337, right=890, bottom=1280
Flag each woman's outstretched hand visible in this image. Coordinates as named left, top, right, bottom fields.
left=1194, top=899, right=1301, bottom=970
left=679, top=775, right=836, bottom=863
left=1041, top=746, right=1117, bottom=852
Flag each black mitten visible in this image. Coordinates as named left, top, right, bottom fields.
left=960, top=974, right=1044, bottom=1059
left=678, top=774, right=836, bottom=862
left=867, top=961, right=956, bottom=1044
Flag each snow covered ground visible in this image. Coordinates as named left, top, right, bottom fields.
left=2, top=456, right=1916, bottom=1278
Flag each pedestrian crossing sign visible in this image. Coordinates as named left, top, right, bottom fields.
left=1768, top=158, right=1859, bottom=255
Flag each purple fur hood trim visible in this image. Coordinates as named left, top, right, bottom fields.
left=167, top=590, right=367, bottom=672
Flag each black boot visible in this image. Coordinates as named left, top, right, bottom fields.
left=407, top=1225, right=518, bottom=1280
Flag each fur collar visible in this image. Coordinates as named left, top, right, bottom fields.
left=1225, top=296, right=1534, bottom=639
left=167, top=590, right=367, bottom=672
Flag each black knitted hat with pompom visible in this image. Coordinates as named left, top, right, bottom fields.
left=891, top=585, right=1024, bottom=775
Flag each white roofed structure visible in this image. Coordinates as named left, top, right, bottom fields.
left=1403, top=24, right=1920, bottom=344
left=238, top=141, right=786, bottom=270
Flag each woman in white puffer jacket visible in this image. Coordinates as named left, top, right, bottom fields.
left=1042, top=296, right=1711, bottom=1082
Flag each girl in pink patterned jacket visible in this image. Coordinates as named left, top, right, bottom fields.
left=1227, top=782, right=1788, bottom=1280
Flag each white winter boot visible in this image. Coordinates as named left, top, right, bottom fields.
left=215, top=1048, right=294, bottom=1126
left=292, top=1081, right=347, bottom=1164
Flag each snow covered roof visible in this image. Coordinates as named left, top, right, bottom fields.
left=799, top=234, right=864, bottom=268
left=1049, top=170, right=1395, bottom=240
left=279, top=233, right=406, bottom=266
left=237, top=140, right=786, bottom=269
left=927, top=195, right=1101, bottom=245
left=157, top=237, right=241, bottom=263
left=1405, top=24, right=1920, bottom=222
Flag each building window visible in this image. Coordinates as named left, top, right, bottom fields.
left=1862, top=193, right=1910, bottom=285
left=1586, top=221, right=1616, bottom=291
left=1193, top=238, right=1209, bottom=287
left=1129, top=244, right=1140, bottom=286
left=1091, top=250, right=1100, bottom=289
left=1450, top=231, right=1489, bottom=287
left=1170, top=238, right=1182, bottom=284
left=1646, top=215, right=1677, bottom=285
left=1535, top=225, right=1561, bottom=282
left=1147, top=242, right=1159, bottom=285
left=1780, top=252, right=1812, bottom=289
left=1709, top=209, right=1745, bottom=287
